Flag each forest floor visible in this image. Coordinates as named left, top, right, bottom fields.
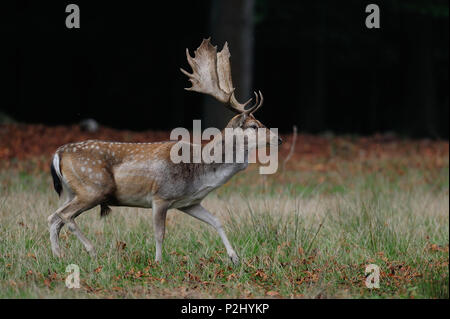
left=0, top=124, right=448, bottom=298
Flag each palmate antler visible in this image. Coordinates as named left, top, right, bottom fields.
left=180, top=38, right=263, bottom=115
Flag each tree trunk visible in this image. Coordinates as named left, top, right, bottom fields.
left=205, top=0, right=255, bottom=128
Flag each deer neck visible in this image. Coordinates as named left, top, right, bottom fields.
left=202, top=130, right=249, bottom=173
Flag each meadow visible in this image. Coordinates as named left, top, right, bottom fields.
left=0, top=126, right=448, bottom=298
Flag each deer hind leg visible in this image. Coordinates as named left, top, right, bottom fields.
left=152, top=198, right=169, bottom=263
left=48, top=201, right=73, bottom=257
left=49, top=198, right=97, bottom=257
left=179, top=204, right=239, bottom=265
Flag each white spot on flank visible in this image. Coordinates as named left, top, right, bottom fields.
left=81, top=167, right=86, bottom=172
left=88, top=168, right=92, bottom=173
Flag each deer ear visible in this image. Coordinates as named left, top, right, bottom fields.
left=231, top=114, right=247, bottom=128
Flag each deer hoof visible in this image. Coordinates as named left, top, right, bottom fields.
left=229, top=253, right=240, bottom=266
left=52, top=248, right=62, bottom=258
left=87, top=248, right=97, bottom=258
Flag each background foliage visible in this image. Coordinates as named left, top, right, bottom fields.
left=1, top=0, right=448, bottom=137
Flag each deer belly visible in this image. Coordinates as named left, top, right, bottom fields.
left=114, top=192, right=153, bottom=208
left=114, top=184, right=153, bottom=208
left=170, top=186, right=215, bottom=209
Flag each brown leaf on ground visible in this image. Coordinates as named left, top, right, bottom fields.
left=94, top=266, right=103, bottom=273
left=428, top=243, right=448, bottom=253
left=116, top=241, right=127, bottom=251
left=227, top=273, right=237, bottom=281
left=43, top=279, right=51, bottom=288
left=266, top=291, right=279, bottom=296
left=27, top=252, right=37, bottom=260
left=254, top=269, right=268, bottom=280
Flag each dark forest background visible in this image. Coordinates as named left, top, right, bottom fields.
left=1, top=0, right=449, bottom=138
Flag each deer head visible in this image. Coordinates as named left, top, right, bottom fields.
left=180, top=38, right=282, bottom=150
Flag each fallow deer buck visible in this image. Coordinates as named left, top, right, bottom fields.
left=48, top=38, right=281, bottom=264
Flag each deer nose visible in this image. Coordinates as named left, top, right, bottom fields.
left=278, top=137, right=283, bottom=145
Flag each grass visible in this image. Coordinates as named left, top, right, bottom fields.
left=0, top=153, right=448, bottom=299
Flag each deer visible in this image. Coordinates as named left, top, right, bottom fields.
left=48, top=38, right=282, bottom=265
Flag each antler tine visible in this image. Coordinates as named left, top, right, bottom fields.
left=180, top=67, right=194, bottom=84
left=185, top=48, right=198, bottom=71
left=247, top=91, right=259, bottom=113
left=240, top=91, right=263, bottom=115
left=251, top=91, right=264, bottom=113
left=252, top=91, right=260, bottom=111
left=180, top=48, right=199, bottom=90
left=229, top=93, right=253, bottom=113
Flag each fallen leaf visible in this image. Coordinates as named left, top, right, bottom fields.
left=227, top=273, right=237, bottom=281
left=94, top=266, right=103, bottom=273
left=116, top=241, right=127, bottom=250
left=266, top=291, right=279, bottom=296
left=27, top=252, right=37, bottom=260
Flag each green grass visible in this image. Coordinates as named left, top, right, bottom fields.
left=0, top=159, right=448, bottom=298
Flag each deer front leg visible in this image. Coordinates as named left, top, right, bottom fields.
left=179, top=204, right=239, bottom=265
left=152, top=199, right=169, bottom=263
